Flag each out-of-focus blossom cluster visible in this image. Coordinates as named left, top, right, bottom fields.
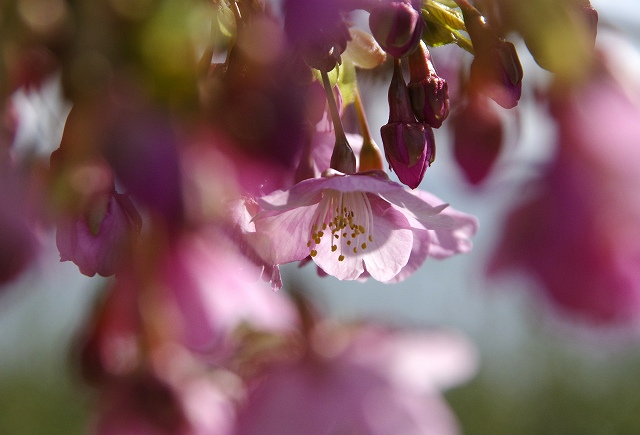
left=4, top=0, right=638, bottom=432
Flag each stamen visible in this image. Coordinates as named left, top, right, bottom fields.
left=307, top=189, right=375, bottom=263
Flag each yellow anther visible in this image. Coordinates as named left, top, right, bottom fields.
left=310, top=249, right=317, bottom=257
left=338, top=255, right=345, bottom=261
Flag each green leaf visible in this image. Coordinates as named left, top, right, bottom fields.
left=336, top=60, right=357, bottom=107
left=216, top=1, right=236, bottom=38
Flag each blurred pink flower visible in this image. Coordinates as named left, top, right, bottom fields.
left=235, top=324, right=477, bottom=435
left=92, top=360, right=237, bottom=435
left=451, top=94, right=503, bottom=186
left=249, top=170, right=477, bottom=282
left=56, top=191, right=140, bottom=277
left=489, top=72, right=640, bottom=324
left=158, top=232, right=298, bottom=357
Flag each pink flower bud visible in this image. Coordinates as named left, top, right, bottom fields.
left=381, top=122, right=435, bottom=189
left=459, top=2, right=523, bottom=109
left=407, top=42, right=450, bottom=128
left=369, top=0, right=424, bottom=58
left=452, top=95, right=503, bottom=185
left=380, top=59, right=434, bottom=189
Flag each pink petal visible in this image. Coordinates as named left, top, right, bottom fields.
left=384, top=227, right=431, bottom=283
left=362, top=197, right=414, bottom=281
left=252, top=205, right=317, bottom=265
left=411, top=190, right=478, bottom=259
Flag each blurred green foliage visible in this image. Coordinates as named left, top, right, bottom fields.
left=0, top=370, right=89, bottom=435
left=447, top=350, right=640, bottom=435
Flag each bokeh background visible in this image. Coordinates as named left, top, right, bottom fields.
left=2, top=0, right=640, bottom=433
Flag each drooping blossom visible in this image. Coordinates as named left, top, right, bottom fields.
left=488, top=66, right=640, bottom=325
left=156, top=231, right=298, bottom=358
left=235, top=322, right=478, bottom=435
left=369, top=0, right=424, bottom=58
left=249, top=169, right=477, bottom=282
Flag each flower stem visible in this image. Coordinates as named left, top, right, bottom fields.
left=320, top=70, right=356, bottom=174
left=320, top=70, right=346, bottom=140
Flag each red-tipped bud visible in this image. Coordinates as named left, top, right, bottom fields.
left=369, top=1, right=424, bottom=58
left=380, top=122, right=434, bottom=189
left=452, top=94, right=503, bottom=185
left=407, top=43, right=450, bottom=128
left=380, top=59, right=434, bottom=188
left=459, top=2, right=523, bottom=109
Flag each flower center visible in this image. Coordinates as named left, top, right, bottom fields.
left=307, top=190, right=374, bottom=261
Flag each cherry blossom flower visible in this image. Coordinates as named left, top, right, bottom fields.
left=250, top=170, right=477, bottom=282
left=157, top=231, right=298, bottom=357
left=488, top=66, right=640, bottom=325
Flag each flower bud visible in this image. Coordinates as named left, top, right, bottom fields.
left=369, top=1, right=424, bottom=58
left=459, top=1, right=523, bottom=109
left=380, top=59, right=433, bottom=189
left=407, top=42, right=450, bottom=128
left=380, top=123, right=434, bottom=189
left=452, top=94, right=503, bottom=185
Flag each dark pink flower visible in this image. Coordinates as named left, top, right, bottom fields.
left=283, top=0, right=351, bottom=71
left=489, top=73, right=640, bottom=324
left=369, top=0, right=424, bottom=58
left=451, top=94, right=503, bottom=185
